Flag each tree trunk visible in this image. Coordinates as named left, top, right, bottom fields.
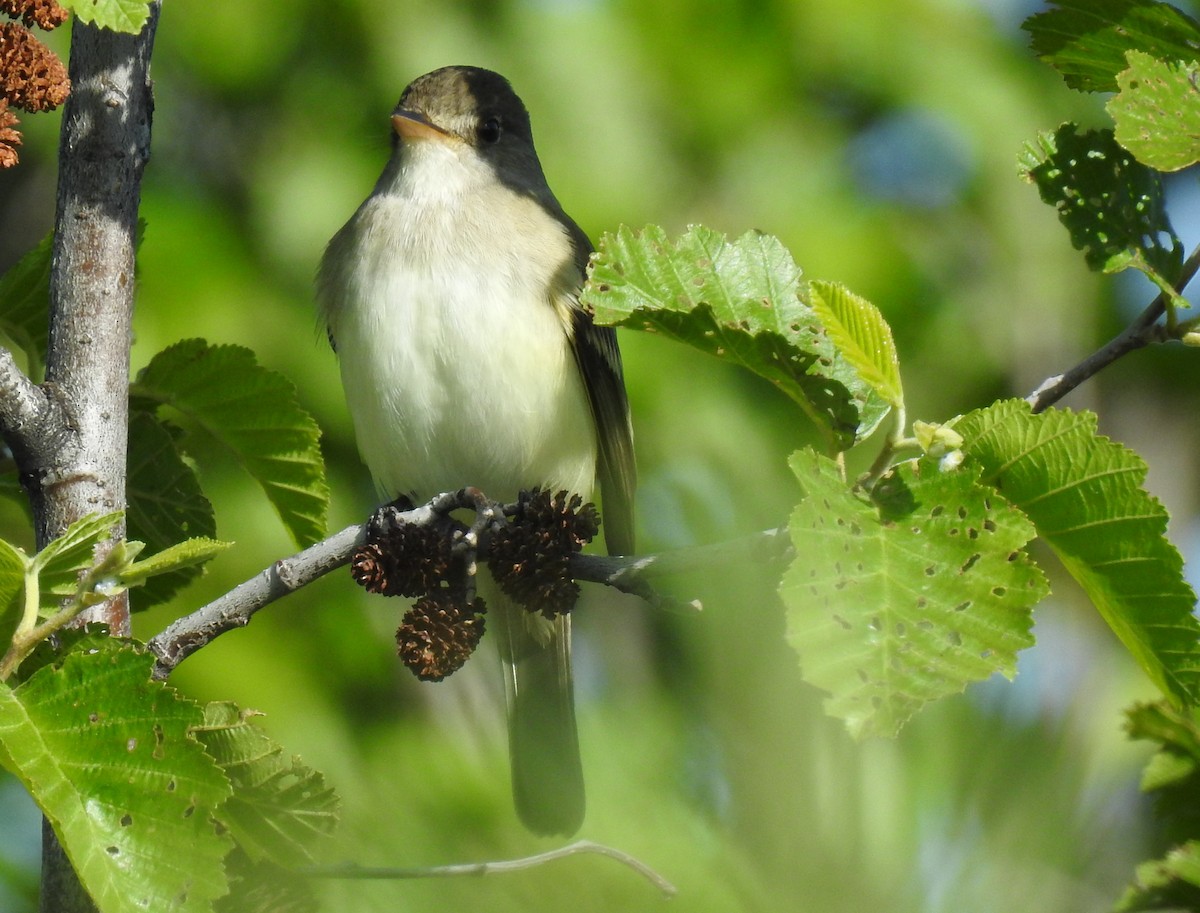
left=36, top=7, right=160, bottom=911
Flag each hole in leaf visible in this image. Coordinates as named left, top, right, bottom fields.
left=961, top=554, right=981, bottom=573
left=916, top=597, right=927, bottom=609
left=166, top=779, right=177, bottom=793
left=980, top=648, right=993, bottom=659
left=869, top=615, right=882, bottom=630
left=183, top=804, right=196, bottom=819
left=88, top=712, right=100, bottom=724
left=954, top=601, right=971, bottom=612
left=924, top=566, right=936, bottom=576
left=833, top=614, right=852, bottom=630
left=126, top=738, right=137, bottom=752
left=930, top=505, right=944, bottom=518
left=957, top=506, right=968, bottom=520
left=992, top=586, right=1007, bottom=597
left=967, top=528, right=979, bottom=540
left=120, top=813, right=133, bottom=827
left=106, top=845, right=120, bottom=856
left=983, top=519, right=996, bottom=532
left=947, top=630, right=962, bottom=646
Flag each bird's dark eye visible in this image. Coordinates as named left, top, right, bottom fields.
left=479, top=117, right=503, bottom=144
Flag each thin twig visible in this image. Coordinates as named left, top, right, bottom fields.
left=1026, top=243, right=1200, bottom=413
left=299, top=839, right=677, bottom=898
left=147, top=492, right=784, bottom=678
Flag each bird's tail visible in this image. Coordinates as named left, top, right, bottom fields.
left=487, top=577, right=585, bottom=836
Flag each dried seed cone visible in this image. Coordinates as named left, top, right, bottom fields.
left=396, top=594, right=487, bottom=681
left=349, top=520, right=453, bottom=598
left=488, top=488, right=600, bottom=619
left=1, top=0, right=70, bottom=31
left=1, top=21, right=69, bottom=113
left=0, top=98, right=19, bottom=167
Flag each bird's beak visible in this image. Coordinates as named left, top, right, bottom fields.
left=392, top=110, right=449, bottom=142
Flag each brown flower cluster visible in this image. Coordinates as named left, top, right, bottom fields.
left=488, top=489, right=600, bottom=619
left=350, top=508, right=488, bottom=681
left=395, top=594, right=486, bottom=682
left=350, top=520, right=453, bottom=599
left=1, top=0, right=68, bottom=30
left=0, top=98, right=17, bottom=167
left=1, top=0, right=70, bottom=168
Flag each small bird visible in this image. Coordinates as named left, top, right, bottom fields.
left=317, top=66, right=635, bottom=836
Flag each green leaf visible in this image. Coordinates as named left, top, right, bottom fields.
left=1125, top=701, right=1200, bottom=790
left=0, top=641, right=231, bottom=912
left=127, top=409, right=218, bottom=608
left=0, top=233, right=52, bottom=376
left=1109, top=51, right=1200, bottom=172
left=1023, top=0, right=1200, bottom=93
left=1020, top=124, right=1183, bottom=285
left=582, top=224, right=890, bottom=449
left=131, top=340, right=328, bottom=548
left=191, top=702, right=339, bottom=866
left=60, top=0, right=155, bottom=32
left=121, top=538, right=231, bottom=590
left=958, top=400, right=1200, bottom=706
left=0, top=538, right=25, bottom=645
left=780, top=449, right=1045, bottom=738
left=1118, top=703, right=1200, bottom=910
left=808, top=280, right=903, bottom=410
left=216, top=850, right=320, bottom=913
left=1117, top=841, right=1200, bottom=911
left=34, top=511, right=124, bottom=614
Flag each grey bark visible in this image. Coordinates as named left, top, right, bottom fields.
left=6, top=8, right=162, bottom=913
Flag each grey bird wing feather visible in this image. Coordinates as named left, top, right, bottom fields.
left=501, top=217, right=634, bottom=836
left=560, top=218, right=637, bottom=557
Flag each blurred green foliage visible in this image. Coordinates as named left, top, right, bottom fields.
left=4, top=0, right=1199, bottom=911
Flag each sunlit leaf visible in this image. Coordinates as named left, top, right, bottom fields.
left=0, top=641, right=231, bottom=912
left=808, top=281, right=903, bottom=409
left=61, top=0, right=155, bottom=32
left=781, top=449, right=1045, bottom=738
left=34, top=512, right=123, bottom=615
left=1024, top=0, right=1200, bottom=93
left=121, top=538, right=230, bottom=590
left=583, top=224, right=890, bottom=449
left=1109, top=51, right=1200, bottom=172
left=959, top=400, right=1200, bottom=706
left=0, top=538, right=25, bottom=646
left=131, top=340, right=328, bottom=548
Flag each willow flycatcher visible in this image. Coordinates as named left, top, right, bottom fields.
left=317, top=65, right=635, bottom=836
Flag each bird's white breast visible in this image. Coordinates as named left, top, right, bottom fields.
left=323, top=141, right=596, bottom=504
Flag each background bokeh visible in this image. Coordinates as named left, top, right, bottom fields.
left=2, top=0, right=1198, bottom=910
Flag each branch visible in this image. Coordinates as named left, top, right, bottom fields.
left=0, top=345, right=65, bottom=473
left=148, top=491, right=784, bottom=679
left=300, top=839, right=677, bottom=898
left=1026, top=244, right=1200, bottom=413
